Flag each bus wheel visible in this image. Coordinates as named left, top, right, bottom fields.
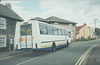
left=66, top=41, right=69, bottom=47
left=52, top=43, right=56, bottom=52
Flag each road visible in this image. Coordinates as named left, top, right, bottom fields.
left=0, top=39, right=100, bottom=65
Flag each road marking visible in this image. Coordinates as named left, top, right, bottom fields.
left=75, top=44, right=98, bottom=65
left=75, top=46, right=92, bottom=65
left=16, top=57, right=39, bottom=65
left=0, top=52, right=31, bottom=61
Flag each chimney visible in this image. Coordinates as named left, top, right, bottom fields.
left=84, top=23, right=86, bottom=26
left=5, top=3, right=12, bottom=9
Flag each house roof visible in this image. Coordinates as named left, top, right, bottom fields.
left=0, top=4, right=23, bottom=21
left=45, top=16, right=77, bottom=24
left=76, top=26, right=83, bottom=31
left=76, top=23, right=87, bottom=31
left=31, top=16, right=77, bottom=24
left=31, top=17, right=46, bottom=21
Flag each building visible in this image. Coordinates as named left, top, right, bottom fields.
left=76, top=23, right=91, bottom=39
left=32, top=16, right=77, bottom=41
left=0, top=3, right=23, bottom=51
left=31, top=17, right=46, bottom=22
left=89, top=27, right=96, bottom=38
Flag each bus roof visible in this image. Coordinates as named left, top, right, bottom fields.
left=20, top=20, right=70, bottom=31
left=38, top=21, right=68, bottom=31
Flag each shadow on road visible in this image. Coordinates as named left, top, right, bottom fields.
left=14, top=46, right=68, bottom=58
left=15, top=51, right=51, bottom=57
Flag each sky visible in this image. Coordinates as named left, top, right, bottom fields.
left=0, top=0, right=100, bottom=28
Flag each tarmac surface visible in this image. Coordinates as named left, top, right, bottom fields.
left=0, top=39, right=100, bottom=65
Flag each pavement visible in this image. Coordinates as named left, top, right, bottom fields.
left=87, top=44, right=100, bottom=65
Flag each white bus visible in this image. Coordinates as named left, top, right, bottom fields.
left=14, top=20, right=71, bottom=51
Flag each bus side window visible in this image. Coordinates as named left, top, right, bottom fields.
left=62, top=30, right=65, bottom=35
left=39, top=24, right=48, bottom=35
left=58, top=29, right=62, bottom=35
left=47, top=26, right=53, bottom=35
left=69, top=32, right=71, bottom=37
left=65, top=30, right=68, bottom=36
left=40, top=30, right=42, bottom=34
left=53, top=28, right=58, bottom=35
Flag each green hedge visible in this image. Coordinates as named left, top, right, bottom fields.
left=76, top=37, right=96, bottom=41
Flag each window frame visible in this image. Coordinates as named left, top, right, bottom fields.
left=20, top=24, right=32, bottom=36
left=20, top=25, right=26, bottom=36
left=58, top=29, right=62, bottom=35
left=0, top=36, right=6, bottom=47
left=47, top=26, right=53, bottom=35
left=64, top=30, right=68, bottom=36
left=53, top=28, right=58, bottom=35
left=39, top=24, right=48, bottom=35
left=62, top=30, right=65, bottom=35
left=69, top=24, right=73, bottom=30
left=0, top=17, right=6, bottom=29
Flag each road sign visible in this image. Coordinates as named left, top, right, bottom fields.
left=27, top=29, right=31, bottom=34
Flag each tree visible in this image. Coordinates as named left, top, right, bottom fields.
left=95, top=28, right=100, bottom=35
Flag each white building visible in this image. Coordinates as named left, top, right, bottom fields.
left=89, top=27, right=96, bottom=38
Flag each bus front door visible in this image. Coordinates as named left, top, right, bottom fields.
left=20, top=24, right=32, bottom=49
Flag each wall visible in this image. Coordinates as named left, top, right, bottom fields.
left=76, top=25, right=91, bottom=39
left=0, top=16, right=17, bottom=51
left=90, top=27, right=95, bottom=38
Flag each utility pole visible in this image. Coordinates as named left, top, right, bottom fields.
left=93, top=18, right=98, bottom=35
left=22, top=9, right=28, bottom=20
left=93, top=18, right=98, bottom=29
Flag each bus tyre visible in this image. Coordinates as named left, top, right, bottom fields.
left=52, top=43, right=56, bottom=52
left=66, top=41, right=69, bottom=47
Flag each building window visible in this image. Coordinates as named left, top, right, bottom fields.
left=69, top=24, right=73, bottom=30
left=0, top=36, right=6, bottom=47
left=0, top=17, right=6, bottom=29
left=54, top=23, right=58, bottom=25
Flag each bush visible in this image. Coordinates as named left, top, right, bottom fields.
left=81, top=37, right=88, bottom=41
left=76, top=36, right=97, bottom=41
left=76, top=39, right=81, bottom=41
left=76, top=37, right=88, bottom=41
left=76, top=37, right=96, bottom=41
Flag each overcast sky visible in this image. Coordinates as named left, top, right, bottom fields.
left=1, top=0, right=100, bottom=27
